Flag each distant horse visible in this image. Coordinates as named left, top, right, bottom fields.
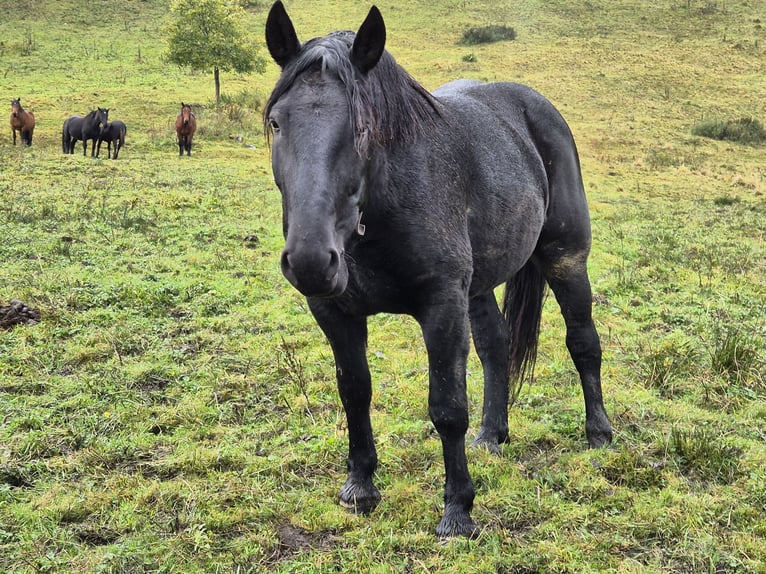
left=265, top=1, right=612, bottom=538
left=175, top=102, right=196, bottom=156
left=97, top=120, right=127, bottom=159
left=10, top=98, right=35, bottom=146
left=62, top=108, right=109, bottom=156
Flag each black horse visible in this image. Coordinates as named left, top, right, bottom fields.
left=97, top=120, right=127, bottom=159
left=62, top=108, right=109, bottom=156
left=265, top=2, right=612, bottom=537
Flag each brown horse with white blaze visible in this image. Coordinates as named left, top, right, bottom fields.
left=175, top=102, right=196, bottom=156
left=10, top=98, right=35, bottom=146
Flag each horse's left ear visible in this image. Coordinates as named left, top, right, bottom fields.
left=266, top=1, right=301, bottom=68
left=351, top=5, right=386, bottom=74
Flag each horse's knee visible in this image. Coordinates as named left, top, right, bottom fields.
left=429, top=402, right=469, bottom=438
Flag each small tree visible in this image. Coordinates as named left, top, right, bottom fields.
left=166, top=0, right=265, bottom=106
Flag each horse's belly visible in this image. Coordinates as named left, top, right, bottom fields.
left=468, top=194, right=545, bottom=295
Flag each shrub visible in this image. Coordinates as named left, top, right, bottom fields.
left=460, top=25, right=516, bottom=45
left=691, top=117, right=766, bottom=144
left=709, top=327, right=763, bottom=386
left=670, top=427, right=742, bottom=484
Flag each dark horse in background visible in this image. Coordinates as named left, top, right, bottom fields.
left=97, top=120, right=127, bottom=159
left=175, top=102, right=196, bottom=156
left=62, top=108, right=109, bottom=156
left=10, top=98, right=35, bottom=146
left=265, top=1, right=612, bottom=537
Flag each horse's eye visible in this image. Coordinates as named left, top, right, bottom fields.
left=269, top=119, right=280, bottom=133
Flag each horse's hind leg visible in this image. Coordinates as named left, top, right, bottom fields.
left=538, top=251, right=612, bottom=448
left=469, top=292, right=510, bottom=454
left=307, top=300, right=381, bottom=514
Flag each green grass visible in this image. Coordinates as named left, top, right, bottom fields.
left=1, top=0, right=765, bottom=572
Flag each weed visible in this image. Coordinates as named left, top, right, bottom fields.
left=691, top=117, right=766, bottom=144
left=644, top=145, right=704, bottom=169
left=708, top=326, right=763, bottom=386
left=601, top=447, right=666, bottom=490
left=638, top=336, right=700, bottom=396
left=460, top=25, right=516, bottom=45
left=712, top=195, right=740, bottom=206
left=670, top=427, right=742, bottom=484
left=278, top=337, right=313, bottom=418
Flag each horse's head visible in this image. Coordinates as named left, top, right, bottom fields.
left=11, top=98, right=21, bottom=118
left=180, top=103, right=193, bottom=126
left=265, top=1, right=387, bottom=298
left=96, top=108, right=109, bottom=132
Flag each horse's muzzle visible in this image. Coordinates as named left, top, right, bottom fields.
left=280, top=246, right=346, bottom=298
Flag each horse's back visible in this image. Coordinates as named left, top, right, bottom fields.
left=112, top=120, right=127, bottom=138
left=64, top=115, right=84, bottom=135
left=435, top=81, right=577, bottom=152
left=436, top=80, right=588, bottom=217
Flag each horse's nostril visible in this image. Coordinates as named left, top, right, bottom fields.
left=280, top=250, right=290, bottom=269
left=327, top=249, right=340, bottom=275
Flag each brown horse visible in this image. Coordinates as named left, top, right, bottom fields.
left=175, top=102, right=196, bottom=156
left=10, top=98, right=35, bottom=146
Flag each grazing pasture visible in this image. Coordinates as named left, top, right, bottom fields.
left=0, top=0, right=764, bottom=572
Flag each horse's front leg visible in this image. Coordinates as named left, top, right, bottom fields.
left=12, top=129, right=17, bottom=145
left=308, top=299, right=381, bottom=514
left=419, top=294, right=478, bottom=537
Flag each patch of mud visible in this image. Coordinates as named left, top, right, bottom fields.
left=264, top=524, right=341, bottom=565
left=0, top=300, right=40, bottom=329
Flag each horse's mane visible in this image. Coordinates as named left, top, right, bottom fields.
left=265, top=31, right=440, bottom=155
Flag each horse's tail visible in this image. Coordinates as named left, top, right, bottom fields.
left=62, top=121, right=67, bottom=152
left=503, top=260, right=548, bottom=404
left=119, top=124, right=126, bottom=147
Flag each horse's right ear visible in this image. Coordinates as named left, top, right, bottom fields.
left=266, top=1, right=301, bottom=68
left=352, top=6, right=386, bottom=74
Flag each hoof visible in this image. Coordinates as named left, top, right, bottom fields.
left=470, top=436, right=503, bottom=456
left=470, top=428, right=509, bottom=456
left=339, top=477, right=381, bottom=515
left=436, top=509, right=480, bottom=538
left=586, top=418, right=613, bottom=449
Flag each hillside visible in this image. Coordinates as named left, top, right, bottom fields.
left=1, top=1, right=764, bottom=572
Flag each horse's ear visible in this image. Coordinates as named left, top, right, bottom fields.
left=351, top=5, right=386, bottom=74
left=266, top=1, right=301, bottom=68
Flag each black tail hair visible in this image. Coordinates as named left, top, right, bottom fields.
left=503, top=260, right=548, bottom=404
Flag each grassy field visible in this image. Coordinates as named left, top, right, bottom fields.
left=1, top=0, right=765, bottom=572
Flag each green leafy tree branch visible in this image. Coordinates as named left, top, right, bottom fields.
left=165, top=0, right=266, bottom=105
